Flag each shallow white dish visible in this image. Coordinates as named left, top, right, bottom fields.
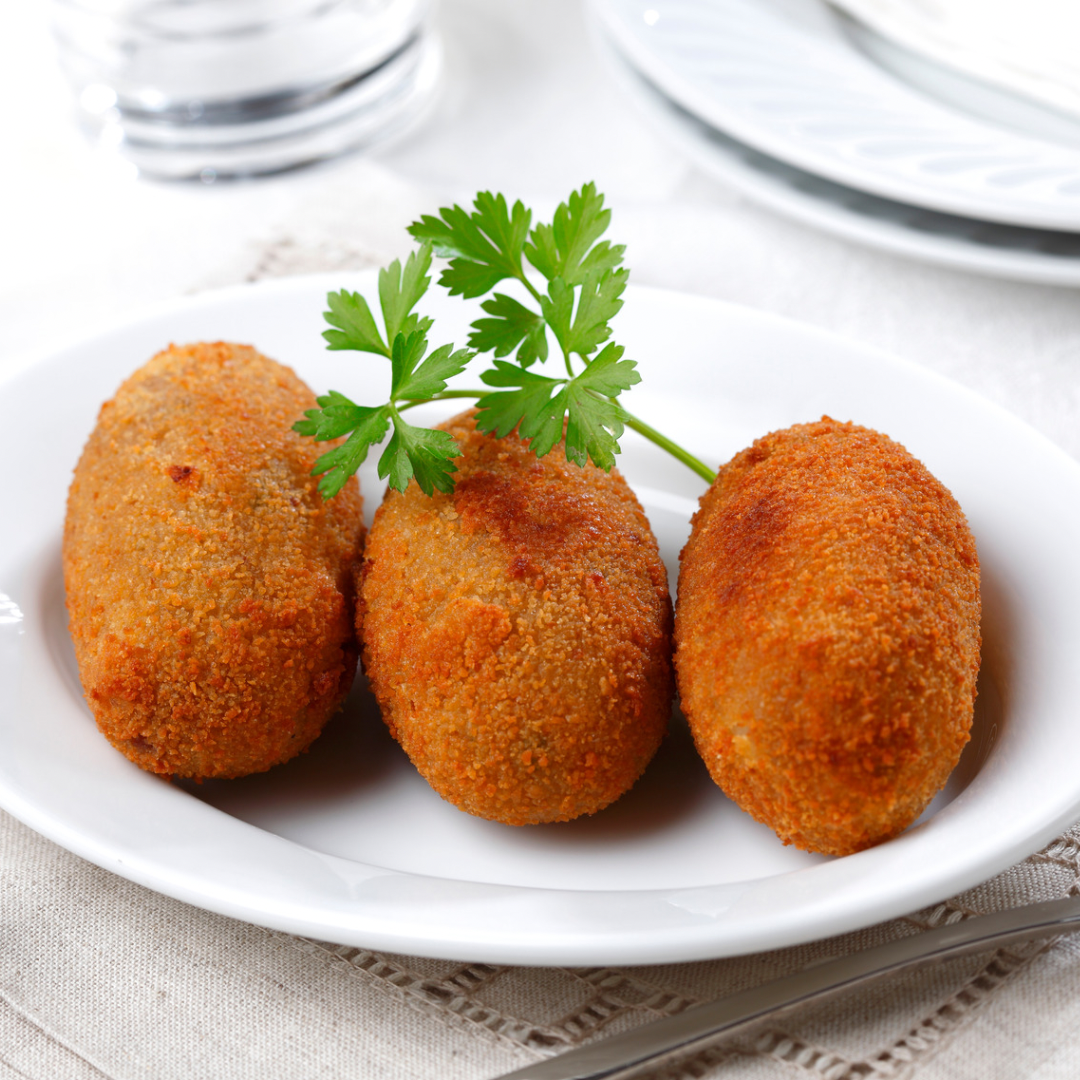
left=3, top=274, right=1080, bottom=965
left=590, top=0, right=1080, bottom=231
left=594, top=27, right=1080, bottom=287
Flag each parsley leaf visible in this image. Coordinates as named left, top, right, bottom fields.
left=577, top=240, right=626, bottom=280
left=323, top=290, right=388, bottom=356
left=323, top=244, right=435, bottom=356
left=294, top=390, right=373, bottom=440
left=387, top=330, right=428, bottom=397
left=379, top=244, right=435, bottom=343
left=304, top=263, right=474, bottom=496
left=303, top=329, right=473, bottom=496
left=468, top=293, right=549, bottom=366
left=305, top=405, right=392, bottom=499
left=559, top=342, right=639, bottom=469
left=473, top=191, right=531, bottom=271
left=379, top=417, right=461, bottom=496
left=410, top=183, right=629, bottom=374
left=474, top=343, right=639, bottom=467
left=524, top=182, right=622, bottom=286
left=537, top=268, right=627, bottom=359
left=538, top=277, right=574, bottom=358
left=571, top=340, right=641, bottom=397
left=564, top=268, right=629, bottom=357
left=560, top=387, right=626, bottom=471
left=476, top=361, right=563, bottom=445
left=408, top=193, right=531, bottom=299
left=393, top=339, right=474, bottom=402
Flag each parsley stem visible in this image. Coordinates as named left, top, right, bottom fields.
left=401, top=390, right=717, bottom=485
left=398, top=390, right=488, bottom=411
left=619, top=407, right=717, bottom=485
left=517, top=271, right=545, bottom=308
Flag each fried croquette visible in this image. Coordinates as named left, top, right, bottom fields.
left=358, top=411, right=674, bottom=825
left=675, top=418, right=981, bottom=856
left=63, top=342, right=364, bottom=779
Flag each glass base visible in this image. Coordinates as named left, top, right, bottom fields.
left=65, top=26, right=441, bottom=180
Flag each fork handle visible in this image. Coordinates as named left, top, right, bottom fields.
left=493, top=894, right=1080, bottom=1080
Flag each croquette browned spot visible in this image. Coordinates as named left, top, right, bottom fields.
left=358, top=411, right=674, bottom=825
left=63, top=342, right=364, bottom=779
left=674, top=418, right=981, bottom=856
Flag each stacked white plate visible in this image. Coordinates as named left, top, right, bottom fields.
left=588, top=0, right=1080, bottom=284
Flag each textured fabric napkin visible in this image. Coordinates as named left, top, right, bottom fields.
left=6, top=1, right=1080, bottom=1078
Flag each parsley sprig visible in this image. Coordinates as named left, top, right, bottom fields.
left=295, top=183, right=716, bottom=498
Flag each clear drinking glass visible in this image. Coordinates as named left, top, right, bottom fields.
left=50, top=0, right=440, bottom=180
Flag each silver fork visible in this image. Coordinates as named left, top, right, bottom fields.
left=492, top=894, right=1080, bottom=1080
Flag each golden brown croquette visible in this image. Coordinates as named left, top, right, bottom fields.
left=358, top=410, right=674, bottom=825
left=63, top=342, right=364, bottom=779
left=674, top=418, right=981, bottom=856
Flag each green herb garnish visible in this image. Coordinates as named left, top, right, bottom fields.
left=294, top=183, right=716, bottom=498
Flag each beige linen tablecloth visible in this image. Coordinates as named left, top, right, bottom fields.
left=5, top=1, right=1080, bottom=1077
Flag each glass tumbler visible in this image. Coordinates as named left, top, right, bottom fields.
left=50, top=0, right=440, bottom=180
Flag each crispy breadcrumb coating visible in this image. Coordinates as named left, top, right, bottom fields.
left=675, top=418, right=981, bottom=856
left=63, top=342, right=364, bottom=779
left=358, top=411, right=674, bottom=825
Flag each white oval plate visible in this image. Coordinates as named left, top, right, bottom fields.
left=590, top=0, right=1080, bottom=231
left=593, top=24, right=1080, bottom=287
left=2, top=275, right=1080, bottom=965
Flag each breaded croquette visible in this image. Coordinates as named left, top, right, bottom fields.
left=63, top=342, right=364, bottom=779
left=358, top=411, right=674, bottom=825
left=675, top=418, right=981, bottom=856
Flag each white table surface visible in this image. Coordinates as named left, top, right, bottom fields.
left=3, top=3, right=1080, bottom=1080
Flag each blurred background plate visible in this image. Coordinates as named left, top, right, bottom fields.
left=589, top=0, right=1080, bottom=230
left=592, top=26, right=1080, bottom=286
